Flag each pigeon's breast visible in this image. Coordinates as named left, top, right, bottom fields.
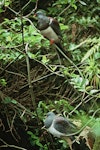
left=48, top=123, right=66, bottom=138
left=41, top=26, right=59, bottom=43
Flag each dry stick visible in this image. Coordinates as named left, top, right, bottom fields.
left=7, top=0, right=38, bottom=17
left=25, top=44, right=41, bottom=125
left=10, top=111, right=19, bottom=142
left=0, top=67, right=25, bottom=77
left=68, top=92, right=98, bottom=117
left=55, top=44, right=83, bottom=78
left=18, top=0, right=39, bottom=17
left=19, top=71, right=62, bottom=90
left=58, top=5, right=70, bottom=17
left=0, top=53, right=24, bottom=76
left=25, top=43, right=36, bottom=110
left=18, top=0, right=32, bottom=14
left=19, top=2, right=36, bottom=111
left=24, top=0, right=39, bottom=17
left=14, top=101, right=34, bottom=116
left=0, top=138, right=27, bottom=150
left=70, top=39, right=89, bottom=51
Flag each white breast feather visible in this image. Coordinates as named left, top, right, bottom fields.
left=48, top=120, right=66, bottom=138
left=41, top=26, right=59, bottom=42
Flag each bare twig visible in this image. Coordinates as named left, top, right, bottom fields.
left=55, top=44, right=83, bottom=78
left=10, top=110, right=20, bottom=142
left=24, top=0, right=39, bottom=17
left=0, top=138, right=27, bottom=150
left=6, top=0, right=39, bottom=18
left=25, top=43, right=36, bottom=110
left=0, top=119, right=5, bottom=131
left=70, top=38, right=89, bottom=51
left=19, top=71, right=63, bottom=90
left=0, top=67, right=25, bottom=77
left=58, top=5, right=70, bottom=17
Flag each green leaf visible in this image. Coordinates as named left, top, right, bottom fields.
left=94, top=52, right=100, bottom=60
left=60, top=23, right=69, bottom=30
left=90, top=89, right=99, bottom=94
left=70, top=75, right=89, bottom=92
left=81, top=49, right=94, bottom=62
left=79, top=0, right=87, bottom=5
left=27, top=52, right=36, bottom=59
left=0, top=79, right=7, bottom=86
left=27, top=131, right=33, bottom=135
left=92, top=119, right=100, bottom=136
left=69, top=43, right=76, bottom=51
left=3, top=97, right=12, bottom=104
left=5, top=0, right=10, bottom=6
left=36, top=140, right=43, bottom=148
left=97, top=0, right=100, bottom=3
left=41, top=55, right=49, bottom=64
left=11, top=99, right=18, bottom=104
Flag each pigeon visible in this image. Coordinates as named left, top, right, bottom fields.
left=44, top=112, right=77, bottom=138
left=35, top=10, right=67, bottom=58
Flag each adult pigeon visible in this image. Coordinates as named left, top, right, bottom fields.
left=35, top=10, right=66, bottom=58
left=44, top=112, right=77, bottom=138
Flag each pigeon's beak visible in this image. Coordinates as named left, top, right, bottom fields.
left=34, top=13, right=37, bottom=17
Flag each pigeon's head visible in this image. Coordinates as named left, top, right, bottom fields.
left=46, top=112, right=55, bottom=117
left=35, top=10, right=46, bottom=18
left=44, top=112, right=56, bottom=128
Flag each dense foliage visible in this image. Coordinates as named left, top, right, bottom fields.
left=0, top=0, right=100, bottom=150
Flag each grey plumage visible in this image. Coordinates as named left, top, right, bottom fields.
left=44, top=112, right=77, bottom=138
left=36, top=10, right=50, bottom=30
left=44, top=112, right=56, bottom=128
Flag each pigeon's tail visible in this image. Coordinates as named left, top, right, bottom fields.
left=55, top=42, right=71, bottom=58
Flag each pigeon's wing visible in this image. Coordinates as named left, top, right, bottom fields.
left=54, top=117, right=76, bottom=134
left=49, top=17, right=62, bottom=38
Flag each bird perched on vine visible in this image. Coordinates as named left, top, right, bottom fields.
left=43, top=112, right=77, bottom=150
left=35, top=10, right=67, bottom=58
left=44, top=112, right=77, bottom=138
